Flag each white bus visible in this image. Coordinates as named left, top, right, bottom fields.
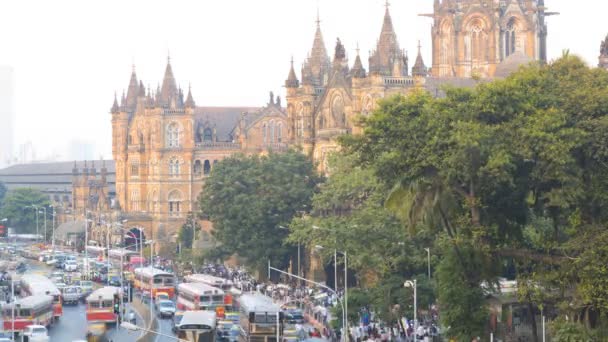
left=238, top=293, right=282, bottom=342
left=176, top=310, right=217, bottom=342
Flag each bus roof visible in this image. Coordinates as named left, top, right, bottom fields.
left=238, top=293, right=280, bottom=314
left=178, top=282, right=225, bottom=295
left=179, top=310, right=217, bottom=330
left=87, top=286, right=121, bottom=301
left=20, top=274, right=61, bottom=296
left=185, top=274, right=232, bottom=285
left=108, top=249, right=139, bottom=258
left=5, top=295, right=53, bottom=310
left=86, top=246, right=106, bottom=251
left=134, top=267, right=173, bottom=278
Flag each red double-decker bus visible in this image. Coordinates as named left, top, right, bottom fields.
left=20, top=274, right=63, bottom=320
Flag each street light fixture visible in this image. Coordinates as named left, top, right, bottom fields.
left=424, top=248, right=431, bottom=279
left=121, top=321, right=187, bottom=341
left=404, top=279, right=418, bottom=338
left=278, top=225, right=301, bottom=285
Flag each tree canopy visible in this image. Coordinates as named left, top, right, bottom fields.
left=1, top=188, right=51, bottom=235
left=199, top=150, right=322, bottom=271
left=338, top=55, right=608, bottom=339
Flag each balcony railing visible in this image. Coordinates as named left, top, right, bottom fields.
left=262, top=142, right=289, bottom=152
left=195, top=141, right=242, bottom=150
left=383, top=77, right=415, bottom=87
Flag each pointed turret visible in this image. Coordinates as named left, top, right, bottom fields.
left=159, top=56, right=179, bottom=107
left=120, top=90, right=126, bottom=111
left=351, top=45, right=367, bottom=78
left=285, top=57, right=300, bottom=88
left=185, top=84, right=196, bottom=108
left=599, top=34, right=608, bottom=69
left=111, top=92, right=120, bottom=113
left=412, top=41, right=428, bottom=77
left=369, top=1, right=407, bottom=76
left=301, top=12, right=331, bottom=86
left=138, top=81, right=146, bottom=97
left=125, top=66, right=139, bottom=109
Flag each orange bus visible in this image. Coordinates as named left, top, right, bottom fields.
left=2, top=295, right=54, bottom=334
left=86, top=286, right=120, bottom=324
left=134, top=267, right=176, bottom=299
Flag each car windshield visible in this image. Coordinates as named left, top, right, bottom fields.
left=32, top=327, right=46, bottom=334
left=160, top=302, right=174, bottom=308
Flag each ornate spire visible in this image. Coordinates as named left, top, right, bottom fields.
left=412, top=41, right=428, bottom=77
left=286, top=56, right=300, bottom=88
left=185, top=84, right=195, bottom=108
left=351, top=44, right=366, bottom=78
left=138, top=80, right=146, bottom=97
left=302, top=11, right=331, bottom=86
left=111, top=92, right=119, bottom=113
left=120, top=90, right=126, bottom=110
left=369, top=2, right=405, bottom=76
left=160, top=56, right=178, bottom=106
left=125, top=66, right=139, bottom=109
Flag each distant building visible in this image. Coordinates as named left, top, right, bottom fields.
left=0, top=66, right=15, bottom=168
left=0, top=160, right=116, bottom=225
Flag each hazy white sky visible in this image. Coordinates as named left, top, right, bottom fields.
left=0, top=0, right=603, bottom=160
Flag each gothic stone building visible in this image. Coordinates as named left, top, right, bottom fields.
left=111, top=62, right=289, bottom=243
left=110, top=1, right=549, bottom=246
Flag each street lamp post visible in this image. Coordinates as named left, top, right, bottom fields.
left=121, top=322, right=188, bottom=341
left=424, top=248, right=431, bottom=279
left=39, top=207, right=47, bottom=246
left=316, top=245, right=348, bottom=336
left=312, top=226, right=338, bottom=291
left=404, top=280, right=417, bottom=338
left=51, top=206, right=56, bottom=251
left=268, top=262, right=347, bottom=342
left=278, top=225, right=301, bottom=286
left=26, top=205, right=40, bottom=242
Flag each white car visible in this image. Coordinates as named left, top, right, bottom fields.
left=63, top=260, right=78, bottom=272
left=22, top=325, right=49, bottom=341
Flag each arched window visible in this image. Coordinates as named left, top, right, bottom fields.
left=203, top=128, right=213, bottom=142
left=193, top=160, right=203, bottom=178
left=269, top=121, right=275, bottom=143
left=203, top=160, right=211, bottom=175
left=464, top=18, right=487, bottom=70
left=168, top=190, right=182, bottom=216
left=166, top=123, right=180, bottom=147
left=505, top=18, right=519, bottom=57
left=169, top=158, right=180, bottom=177
left=277, top=123, right=282, bottom=143
left=263, top=123, right=268, bottom=144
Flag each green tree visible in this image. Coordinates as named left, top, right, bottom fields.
left=1, top=188, right=51, bottom=235
left=199, top=150, right=322, bottom=271
left=178, top=212, right=198, bottom=250
left=0, top=181, right=7, bottom=207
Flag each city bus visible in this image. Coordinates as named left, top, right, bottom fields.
left=108, top=248, right=139, bottom=265
left=134, top=267, right=176, bottom=299
left=20, top=274, right=63, bottom=319
left=86, top=245, right=107, bottom=260
left=185, top=273, right=234, bottom=307
left=2, top=295, right=54, bottom=334
left=177, top=282, right=228, bottom=314
left=176, top=310, right=217, bottom=342
left=185, top=274, right=233, bottom=291
left=86, top=286, right=121, bottom=324
left=238, top=293, right=282, bottom=342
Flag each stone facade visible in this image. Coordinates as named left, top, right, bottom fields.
left=428, top=0, right=548, bottom=78
left=285, top=5, right=426, bottom=171
left=110, top=61, right=288, bottom=244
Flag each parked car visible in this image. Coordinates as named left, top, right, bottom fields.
left=156, top=299, right=176, bottom=318
left=22, top=324, right=49, bottom=342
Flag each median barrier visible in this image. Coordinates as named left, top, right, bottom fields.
left=131, top=297, right=159, bottom=342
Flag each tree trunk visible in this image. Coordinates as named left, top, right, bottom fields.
left=470, top=180, right=481, bottom=226
left=528, top=302, right=539, bottom=342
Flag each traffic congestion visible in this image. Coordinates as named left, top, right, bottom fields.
left=0, top=240, right=327, bottom=342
